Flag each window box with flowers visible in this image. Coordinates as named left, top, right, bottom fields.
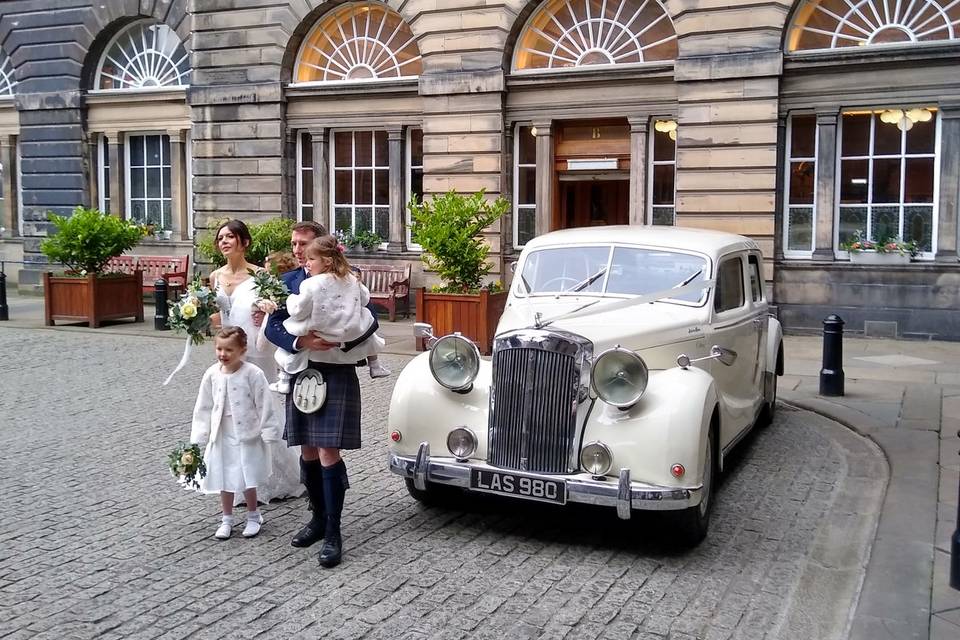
left=841, top=232, right=918, bottom=266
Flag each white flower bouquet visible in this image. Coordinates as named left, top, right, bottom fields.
left=168, top=276, right=218, bottom=345
left=167, top=442, right=207, bottom=489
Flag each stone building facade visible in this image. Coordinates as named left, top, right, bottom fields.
left=0, top=0, right=958, bottom=338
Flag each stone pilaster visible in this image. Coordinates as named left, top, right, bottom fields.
left=532, top=120, right=554, bottom=238
left=935, top=106, right=960, bottom=262
left=812, top=113, right=838, bottom=261
left=387, top=126, right=405, bottom=252
left=628, top=117, right=648, bottom=226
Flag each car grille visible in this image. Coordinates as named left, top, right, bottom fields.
left=487, top=331, right=589, bottom=474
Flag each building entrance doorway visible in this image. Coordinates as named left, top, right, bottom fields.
left=558, top=178, right=630, bottom=229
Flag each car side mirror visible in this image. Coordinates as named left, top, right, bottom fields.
left=509, top=261, right=518, bottom=274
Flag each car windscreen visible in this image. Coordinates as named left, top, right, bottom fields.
left=520, top=245, right=709, bottom=304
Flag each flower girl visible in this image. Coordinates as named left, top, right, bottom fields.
left=191, top=326, right=283, bottom=539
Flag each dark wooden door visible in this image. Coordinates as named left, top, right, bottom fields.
left=559, top=180, right=629, bottom=229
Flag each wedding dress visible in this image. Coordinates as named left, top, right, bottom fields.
left=215, top=275, right=305, bottom=504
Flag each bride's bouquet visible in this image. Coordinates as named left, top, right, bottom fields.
left=167, top=442, right=207, bottom=489
left=169, top=275, right=219, bottom=345
left=164, top=275, right=219, bottom=386
left=249, top=267, right=289, bottom=314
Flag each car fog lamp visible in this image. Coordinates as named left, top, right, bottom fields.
left=580, top=441, right=612, bottom=477
left=591, top=348, right=649, bottom=408
left=447, top=427, right=477, bottom=459
left=429, top=334, right=481, bottom=392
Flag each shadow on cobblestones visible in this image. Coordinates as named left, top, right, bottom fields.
left=0, top=329, right=881, bottom=640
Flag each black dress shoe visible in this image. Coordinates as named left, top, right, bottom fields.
left=317, top=535, right=342, bottom=568
left=291, top=519, right=324, bottom=548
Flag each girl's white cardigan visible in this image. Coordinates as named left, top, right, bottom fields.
left=190, top=361, right=283, bottom=446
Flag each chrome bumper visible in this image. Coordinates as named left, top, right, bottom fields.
left=389, top=442, right=702, bottom=518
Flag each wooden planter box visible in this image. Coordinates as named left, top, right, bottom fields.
left=43, top=271, right=145, bottom=328
left=415, top=288, right=507, bottom=356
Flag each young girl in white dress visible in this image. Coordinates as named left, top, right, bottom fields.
left=191, top=327, right=283, bottom=539
left=269, top=234, right=387, bottom=394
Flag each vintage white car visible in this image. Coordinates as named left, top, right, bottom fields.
left=387, top=226, right=783, bottom=545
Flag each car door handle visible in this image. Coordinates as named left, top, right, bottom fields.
left=752, top=317, right=764, bottom=327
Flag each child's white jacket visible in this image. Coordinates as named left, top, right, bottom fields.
left=190, top=361, right=283, bottom=446
left=283, top=273, right=372, bottom=343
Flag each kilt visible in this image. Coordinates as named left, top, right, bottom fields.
left=284, top=362, right=362, bottom=449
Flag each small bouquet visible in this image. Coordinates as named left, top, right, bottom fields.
left=249, top=267, right=289, bottom=313
left=169, top=275, right=219, bottom=345
left=167, top=442, right=207, bottom=489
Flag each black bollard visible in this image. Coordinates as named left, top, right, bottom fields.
left=0, top=264, right=8, bottom=321
left=952, top=429, right=960, bottom=590
left=819, top=314, right=845, bottom=396
left=154, top=278, right=169, bottom=330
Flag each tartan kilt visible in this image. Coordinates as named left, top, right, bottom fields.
left=283, top=362, right=362, bottom=449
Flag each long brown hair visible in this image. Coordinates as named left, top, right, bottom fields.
left=215, top=219, right=252, bottom=252
left=305, top=235, right=354, bottom=279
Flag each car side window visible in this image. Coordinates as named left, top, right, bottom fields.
left=748, top=255, right=763, bottom=302
left=714, top=257, right=744, bottom=313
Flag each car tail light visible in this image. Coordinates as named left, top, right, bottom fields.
left=390, top=430, right=402, bottom=442
left=671, top=463, right=685, bottom=478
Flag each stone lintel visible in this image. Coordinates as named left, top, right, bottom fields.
left=675, top=50, right=783, bottom=83
left=419, top=69, right=505, bottom=96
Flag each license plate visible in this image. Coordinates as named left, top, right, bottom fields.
left=470, top=469, right=566, bottom=505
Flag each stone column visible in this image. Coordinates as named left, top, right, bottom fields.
left=533, top=120, right=554, bottom=237
left=812, top=113, right=838, bottom=261
left=168, top=129, right=188, bottom=239
left=387, top=126, right=405, bottom=252
left=774, top=118, right=787, bottom=261
left=502, top=124, right=515, bottom=261
left=88, top=135, right=100, bottom=210
left=108, top=134, right=124, bottom=218
left=936, top=106, right=960, bottom=262
left=308, top=128, right=328, bottom=228
left=628, top=116, right=649, bottom=225
left=1, top=137, right=14, bottom=234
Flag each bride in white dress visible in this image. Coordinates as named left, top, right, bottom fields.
left=210, top=220, right=304, bottom=504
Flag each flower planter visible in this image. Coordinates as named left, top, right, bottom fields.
left=43, top=271, right=144, bottom=328
left=848, top=251, right=911, bottom=266
left=415, top=288, right=507, bottom=356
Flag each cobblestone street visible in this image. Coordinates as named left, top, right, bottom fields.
left=0, top=328, right=884, bottom=640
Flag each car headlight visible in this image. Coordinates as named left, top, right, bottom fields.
left=580, top=441, right=612, bottom=476
left=591, top=347, right=649, bottom=408
left=447, top=427, right=477, bottom=459
left=429, top=334, right=480, bottom=391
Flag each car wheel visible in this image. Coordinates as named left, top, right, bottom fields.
left=666, top=423, right=716, bottom=548
left=404, top=478, right=459, bottom=507
left=758, top=352, right=780, bottom=428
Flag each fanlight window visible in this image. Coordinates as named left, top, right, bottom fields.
left=295, top=2, right=422, bottom=83
left=513, top=0, right=677, bottom=71
left=788, top=0, right=960, bottom=51
left=96, top=21, right=190, bottom=90
left=0, top=54, right=15, bottom=96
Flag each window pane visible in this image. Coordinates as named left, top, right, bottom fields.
left=872, top=205, right=900, bottom=241
left=130, top=136, right=144, bottom=166
left=334, top=132, right=352, bottom=167
left=374, top=130, right=388, bottom=165
left=301, top=170, right=314, bottom=206
left=906, top=117, right=936, bottom=154
left=787, top=206, right=813, bottom=252
left=375, top=169, right=389, bottom=205
left=841, top=114, right=870, bottom=156
left=838, top=206, right=867, bottom=246
left=160, top=135, right=170, bottom=164
left=146, top=168, right=161, bottom=198
left=518, top=126, right=536, bottom=165
left=904, top=158, right=934, bottom=203
left=518, top=166, right=535, bottom=206
left=301, top=132, right=313, bottom=168
left=334, top=170, right=352, bottom=204
left=375, top=207, right=389, bottom=238
left=652, top=164, right=675, bottom=205
left=789, top=161, right=815, bottom=205
left=714, top=258, right=744, bottom=313
left=652, top=206, right=674, bottom=226
left=131, top=168, right=145, bottom=199
left=162, top=167, right=171, bottom=198
left=130, top=200, right=145, bottom=223
left=334, top=206, right=351, bottom=232
left=355, top=169, right=373, bottom=205
left=790, top=115, right=816, bottom=158
left=748, top=256, right=763, bottom=302
left=411, top=168, right=423, bottom=202
left=410, top=129, right=423, bottom=165
left=839, top=159, right=868, bottom=203
left=517, top=206, right=535, bottom=246
left=355, top=207, right=372, bottom=233
left=355, top=131, right=372, bottom=166
left=146, top=200, right=161, bottom=226
left=653, top=129, right=675, bottom=162
left=146, top=136, right=161, bottom=165
left=904, top=205, right=933, bottom=252
left=873, top=117, right=901, bottom=156
left=162, top=202, right=171, bottom=229
left=872, top=158, right=901, bottom=203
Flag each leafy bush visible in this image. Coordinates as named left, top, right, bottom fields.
left=340, top=229, right=383, bottom=250
left=409, top=190, right=510, bottom=293
left=40, top=206, right=146, bottom=274
left=840, top=230, right=919, bottom=256
left=197, top=217, right=296, bottom=267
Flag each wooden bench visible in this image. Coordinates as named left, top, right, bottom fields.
left=357, top=263, right=411, bottom=321
left=105, top=254, right=190, bottom=294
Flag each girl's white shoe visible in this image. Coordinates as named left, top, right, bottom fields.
left=215, top=515, right=234, bottom=540
left=369, top=361, right=391, bottom=379
left=242, top=512, right=263, bottom=538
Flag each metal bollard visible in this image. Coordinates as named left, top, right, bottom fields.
left=154, top=278, right=169, bottom=330
left=0, top=263, right=8, bottom=321
left=819, top=314, right=845, bottom=396
left=952, top=429, right=960, bottom=590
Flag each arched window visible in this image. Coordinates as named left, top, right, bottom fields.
left=787, top=0, right=960, bottom=51
left=513, top=0, right=677, bottom=71
left=0, top=53, right=15, bottom=96
left=95, top=20, right=190, bottom=90
left=294, top=2, right=422, bottom=83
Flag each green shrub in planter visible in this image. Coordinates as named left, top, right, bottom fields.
left=40, top=206, right=146, bottom=274
left=197, top=217, right=295, bottom=267
left=409, top=190, right=509, bottom=293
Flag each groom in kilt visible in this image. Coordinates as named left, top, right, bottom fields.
left=262, top=220, right=378, bottom=568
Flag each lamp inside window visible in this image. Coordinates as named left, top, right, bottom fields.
left=879, top=107, right=934, bottom=132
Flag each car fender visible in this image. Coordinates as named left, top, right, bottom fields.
left=582, top=366, right=719, bottom=488
left=766, top=315, right=784, bottom=375
left=387, top=352, right=492, bottom=458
